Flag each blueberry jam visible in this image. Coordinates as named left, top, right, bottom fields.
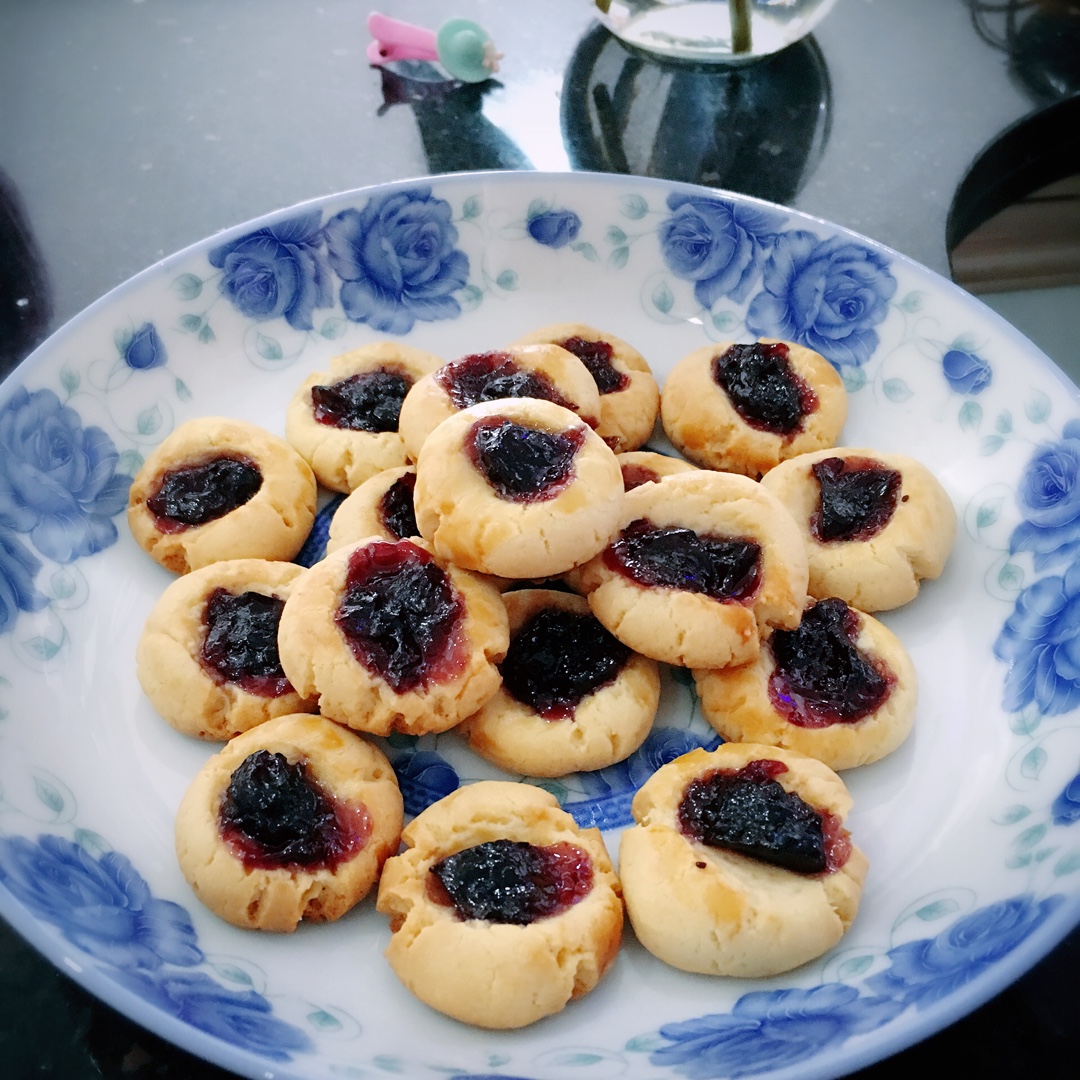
left=201, top=588, right=292, bottom=697
left=436, top=351, right=576, bottom=412
left=334, top=540, right=466, bottom=693
left=620, top=463, right=659, bottom=491
left=711, top=342, right=817, bottom=435
left=557, top=336, right=629, bottom=395
left=428, top=839, right=593, bottom=924
left=768, top=598, right=892, bottom=728
left=379, top=472, right=419, bottom=540
left=811, top=456, right=902, bottom=542
left=219, top=750, right=370, bottom=870
left=311, top=367, right=412, bottom=432
left=604, top=519, right=760, bottom=602
left=467, top=417, right=586, bottom=502
left=678, top=760, right=849, bottom=874
left=147, top=455, right=262, bottom=532
left=501, top=608, right=632, bottom=719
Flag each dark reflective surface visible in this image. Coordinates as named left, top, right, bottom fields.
left=562, top=23, right=831, bottom=203
left=0, top=169, right=51, bottom=374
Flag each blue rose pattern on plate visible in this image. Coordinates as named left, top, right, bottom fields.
left=1, top=177, right=1078, bottom=1080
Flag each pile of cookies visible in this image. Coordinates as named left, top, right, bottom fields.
left=128, top=322, right=956, bottom=1028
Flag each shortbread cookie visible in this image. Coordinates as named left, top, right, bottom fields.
left=509, top=323, right=660, bottom=452
left=277, top=536, right=509, bottom=736
left=175, top=712, right=403, bottom=932
left=458, top=589, right=661, bottom=777
left=413, top=398, right=624, bottom=580
left=398, top=344, right=601, bottom=462
left=286, top=342, right=442, bottom=493
left=759, top=447, right=956, bottom=611
left=575, top=470, right=809, bottom=669
left=694, top=597, right=917, bottom=771
left=616, top=450, right=698, bottom=491
left=660, top=339, right=847, bottom=478
left=376, top=781, right=623, bottom=1028
left=128, top=417, right=317, bottom=574
left=619, top=743, right=867, bottom=977
left=326, top=466, right=419, bottom=554
left=137, top=559, right=318, bottom=740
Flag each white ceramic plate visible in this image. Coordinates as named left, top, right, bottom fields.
left=1, top=172, right=1078, bottom=1080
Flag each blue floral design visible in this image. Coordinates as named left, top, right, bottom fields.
left=209, top=211, right=333, bottom=332
left=746, top=232, right=897, bottom=369
left=527, top=208, right=581, bottom=249
left=0, top=834, right=201, bottom=970
left=1008, top=420, right=1080, bottom=571
left=578, top=728, right=719, bottom=799
left=324, top=187, right=469, bottom=335
left=866, top=893, right=1064, bottom=1008
left=107, top=968, right=313, bottom=1062
left=392, top=749, right=460, bottom=817
left=1051, top=772, right=1080, bottom=826
left=651, top=985, right=904, bottom=1079
left=123, top=322, right=168, bottom=371
left=0, top=526, right=48, bottom=634
left=659, top=194, right=785, bottom=308
left=994, top=560, right=1080, bottom=716
left=0, top=387, right=132, bottom=567
left=942, top=348, right=992, bottom=395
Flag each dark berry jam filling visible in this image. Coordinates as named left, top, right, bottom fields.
left=604, top=518, right=760, bottom=602
left=466, top=417, right=586, bottom=503
left=678, top=759, right=849, bottom=874
left=557, top=336, right=629, bottom=395
left=427, top=839, right=593, bottom=924
left=147, top=455, right=262, bottom=532
left=219, top=750, right=370, bottom=870
left=335, top=540, right=466, bottom=693
left=201, top=588, right=292, bottom=697
left=711, top=342, right=817, bottom=436
left=621, top=463, right=660, bottom=491
left=311, top=367, right=412, bottom=432
left=768, top=598, right=893, bottom=728
left=436, top=351, right=577, bottom=412
left=501, top=607, right=632, bottom=719
left=811, top=456, right=902, bottom=542
left=379, top=472, right=419, bottom=540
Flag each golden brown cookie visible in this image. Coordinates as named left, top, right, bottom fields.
left=326, top=466, right=419, bottom=554
left=398, top=344, right=602, bottom=462
left=277, top=536, right=509, bottom=737
left=457, top=589, right=661, bottom=777
left=376, top=781, right=623, bottom=1029
left=693, top=597, right=917, bottom=771
left=285, top=342, right=443, bottom=493
left=136, top=559, right=318, bottom=740
left=413, top=398, right=625, bottom=580
left=759, top=447, right=957, bottom=611
left=174, top=713, right=403, bottom=932
left=128, top=417, right=317, bottom=574
left=509, top=323, right=660, bottom=452
left=619, top=743, right=867, bottom=977
left=660, top=339, right=847, bottom=478
left=574, top=470, right=809, bottom=669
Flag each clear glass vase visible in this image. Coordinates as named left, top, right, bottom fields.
left=594, top=0, right=840, bottom=63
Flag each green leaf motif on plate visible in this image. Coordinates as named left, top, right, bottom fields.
left=256, top=333, right=283, bottom=361
left=652, top=281, right=674, bottom=315
left=841, top=367, right=867, bottom=393
left=462, top=195, right=482, bottom=220
left=1016, top=824, right=1047, bottom=850
left=1006, top=852, right=1033, bottom=869
left=995, top=410, right=1013, bottom=435
left=197, top=323, right=215, bottom=344
left=883, top=378, right=912, bottom=403
left=980, top=434, right=1004, bottom=456
left=458, top=284, right=483, bottom=313
left=23, top=636, right=61, bottom=662
left=216, top=964, right=254, bottom=987
left=998, top=561, right=1023, bottom=590
left=173, top=272, right=203, bottom=300
left=915, top=898, right=959, bottom=921
left=118, top=449, right=144, bottom=476
left=50, top=569, right=75, bottom=600
left=176, top=377, right=192, bottom=402
left=1009, top=706, right=1041, bottom=736
left=531, top=778, right=569, bottom=801
left=178, top=313, right=203, bottom=334
left=74, top=828, right=110, bottom=857
left=1053, top=851, right=1080, bottom=877
left=137, top=405, right=162, bottom=436
left=572, top=241, right=599, bottom=262
left=951, top=333, right=978, bottom=353
left=976, top=497, right=1002, bottom=529
left=959, top=400, right=982, bottom=430
left=837, top=954, right=874, bottom=979
left=307, top=1009, right=342, bottom=1032
left=897, top=291, right=924, bottom=313
left=609, top=246, right=629, bottom=270
left=1024, top=389, right=1051, bottom=425
left=60, top=367, right=80, bottom=395
left=626, top=1034, right=666, bottom=1053
left=620, top=194, right=649, bottom=219
left=607, top=226, right=628, bottom=245
left=34, top=777, right=64, bottom=813
left=551, top=1053, right=603, bottom=1066
left=997, top=804, right=1031, bottom=825
left=373, top=1055, right=405, bottom=1072
left=712, top=310, right=737, bottom=332
left=320, top=316, right=347, bottom=340
left=114, top=327, right=133, bottom=354
left=526, top=198, right=549, bottom=222
left=1020, top=746, right=1047, bottom=779
left=496, top=270, right=518, bottom=292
